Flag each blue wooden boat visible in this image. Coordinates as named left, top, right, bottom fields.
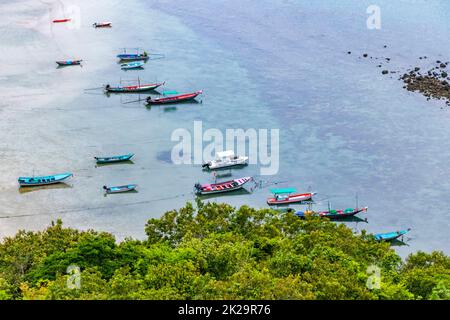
left=18, top=173, right=73, bottom=187
left=56, top=60, right=82, bottom=66
left=95, top=153, right=134, bottom=164
left=103, top=184, right=137, bottom=194
left=374, top=229, right=411, bottom=242
left=121, top=61, right=144, bottom=70
left=117, top=50, right=148, bottom=61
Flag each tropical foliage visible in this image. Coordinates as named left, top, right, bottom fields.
left=0, top=201, right=448, bottom=300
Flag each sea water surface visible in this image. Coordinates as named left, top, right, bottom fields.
left=0, top=0, right=449, bottom=257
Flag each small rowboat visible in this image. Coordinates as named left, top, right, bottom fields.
left=56, top=60, right=82, bottom=66
left=296, top=207, right=368, bottom=220
left=103, top=184, right=137, bottom=194
left=146, top=91, right=203, bottom=105
left=95, top=153, right=134, bottom=164
left=267, top=188, right=315, bottom=205
left=53, top=18, right=71, bottom=23
left=194, top=177, right=252, bottom=195
left=374, top=229, right=411, bottom=242
left=105, top=82, right=164, bottom=93
left=121, top=61, right=144, bottom=70
left=93, top=22, right=112, bottom=28
left=117, top=52, right=148, bottom=61
left=18, top=173, right=73, bottom=187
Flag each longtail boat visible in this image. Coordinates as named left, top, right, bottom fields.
left=295, top=207, right=368, bottom=220
left=267, top=188, right=315, bottom=205
left=146, top=90, right=202, bottom=105
left=117, top=51, right=148, bottom=61
left=53, top=18, right=71, bottom=23
left=94, top=153, right=134, bottom=164
left=56, top=60, right=82, bottom=66
left=374, top=229, right=411, bottom=242
left=103, top=184, right=137, bottom=194
left=121, top=61, right=144, bottom=70
left=194, top=177, right=252, bottom=195
left=18, top=173, right=73, bottom=187
left=93, top=22, right=112, bottom=28
left=105, top=82, right=164, bottom=93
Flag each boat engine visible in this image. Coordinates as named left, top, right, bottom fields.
left=201, top=162, right=211, bottom=168
left=194, top=183, right=202, bottom=190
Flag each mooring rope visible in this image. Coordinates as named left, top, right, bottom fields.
left=0, top=192, right=194, bottom=220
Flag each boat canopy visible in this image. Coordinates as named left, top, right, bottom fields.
left=217, top=150, right=235, bottom=158
left=270, top=188, right=297, bottom=195
left=162, top=90, right=178, bottom=95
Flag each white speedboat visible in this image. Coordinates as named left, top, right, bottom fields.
left=202, top=150, right=248, bottom=170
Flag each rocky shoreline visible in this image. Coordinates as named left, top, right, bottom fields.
left=348, top=49, right=450, bottom=106
left=400, top=60, right=450, bottom=106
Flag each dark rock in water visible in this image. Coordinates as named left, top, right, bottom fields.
left=386, top=58, right=391, bottom=61
left=437, top=60, right=441, bottom=64
left=415, top=67, right=420, bottom=72
left=440, top=63, right=447, bottom=68
left=377, top=65, right=382, bottom=68
left=384, top=45, right=387, bottom=48
left=347, top=51, right=351, bottom=54
left=382, top=70, right=389, bottom=75
left=400, top=64, right=450, bottom=106
left=363, top=53, right=368, bottom=57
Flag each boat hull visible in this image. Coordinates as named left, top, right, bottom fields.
left=18, top=173, right=73, bottom=187
left=53, top=19, right=71, bottom=23
left=146, top=91, right=202, bottom=105
left=374, top=229, right=410, bottom=242
left=95, top=154, right=134, bottom=164
left=56, top=60, right=82, bottom=66
left=121, top=62, right=144, bottom=70
left=267, top=192, right=315, bottom=205
left=195, top=177, right=252, bottom=195
left=104, top=184, right=137, bottom=194
left=117, top=54, right=148, bottom=61
left=319, top=207, right=368, bottom=220
left=93, top=22, right=112, bottom=28
left=105, top=83, right=164, bottom=93
left=296, top=207, right=368, bottom=220
left=204, top=159, right=248, bottom=170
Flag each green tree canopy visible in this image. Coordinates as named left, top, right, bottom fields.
left=0, top=202, right=448, bottom=300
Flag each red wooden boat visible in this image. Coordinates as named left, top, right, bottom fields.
left=146, top=90, right=202, bottom=105
left=267, top=190, right=316, bottom=205
left=194, top=177, right=252, bottom=195
left=53, top=18, right=71, bottom=23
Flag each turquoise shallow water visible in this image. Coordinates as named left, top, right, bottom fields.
left=0, top=0, right=449, bottom=257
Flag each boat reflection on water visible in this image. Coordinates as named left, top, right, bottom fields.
left=18, top=183, right=73, bottom=194
left=95, top=160, right=134, bottom=168
left=195, top=188, right=253, bottom=200
left=145, top=100, right=200, bottom=113
left=389, top=238, right=410, bottom=247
